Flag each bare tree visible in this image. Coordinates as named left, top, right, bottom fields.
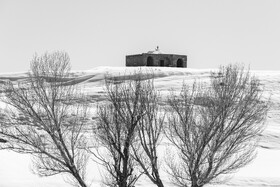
left=0, top=52, right=89, bottom=187
left=165, top=64, right=269, bottom=187
left=92, top=73, right=146, bottom=187
left=131, top=76, right=165, bottom=187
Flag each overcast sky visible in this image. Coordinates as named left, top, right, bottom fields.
left=1, top=0, right=280, bottom=72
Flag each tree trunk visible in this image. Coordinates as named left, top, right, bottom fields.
left=156, top=179, right=164, bottom=187
left=153, top=168, right=164, bottom=187
left=71, top=167, right=87, bottom=187
left=76, top=177, right=87, bottom=187
left=191, top=184, right=202, bottom=187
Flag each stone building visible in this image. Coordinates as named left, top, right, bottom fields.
left=126, top=47, right=187, bottom=68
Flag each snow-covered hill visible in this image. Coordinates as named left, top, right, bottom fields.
left=0, top=66, right=280, bottom=187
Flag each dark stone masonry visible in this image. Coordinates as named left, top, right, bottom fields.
left=126, top=47, right=187, bottom=68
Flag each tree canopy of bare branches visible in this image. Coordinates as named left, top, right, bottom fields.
left=0, top=51, right=89, bottom=187
left=165, top=64, right=269, bottom=187
left=93, top=73, right=147, bottom=187
left=131, top=76, right=165, bottom=187
left=93, top=71, right=165, bottom=187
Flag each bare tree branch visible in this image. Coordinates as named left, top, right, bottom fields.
left=165, top=64, right=269, bottom=187
left=0, top=51, right=89, bottom=187
left=131, top=72, right=165, bottom=187
left=92, top=72, right=146, bottom=187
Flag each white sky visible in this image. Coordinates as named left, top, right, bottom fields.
left=1, top=0, right=280, bottom=72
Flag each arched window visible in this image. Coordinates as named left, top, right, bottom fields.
left=147, top=56, right=154, bottom=66
left=177, top=58, right=184, bottom=67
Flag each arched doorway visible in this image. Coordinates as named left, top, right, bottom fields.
left=147, top=56, right=154, bottom=66
left=177, top=58, right=184, bottom=67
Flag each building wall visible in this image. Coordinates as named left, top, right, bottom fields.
left=126, top=53, right=187, bottom=68
left=126, top=54, right=145, bottom=66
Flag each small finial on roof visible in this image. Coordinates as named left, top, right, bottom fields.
left=147, top=46, right=162, bottom=54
